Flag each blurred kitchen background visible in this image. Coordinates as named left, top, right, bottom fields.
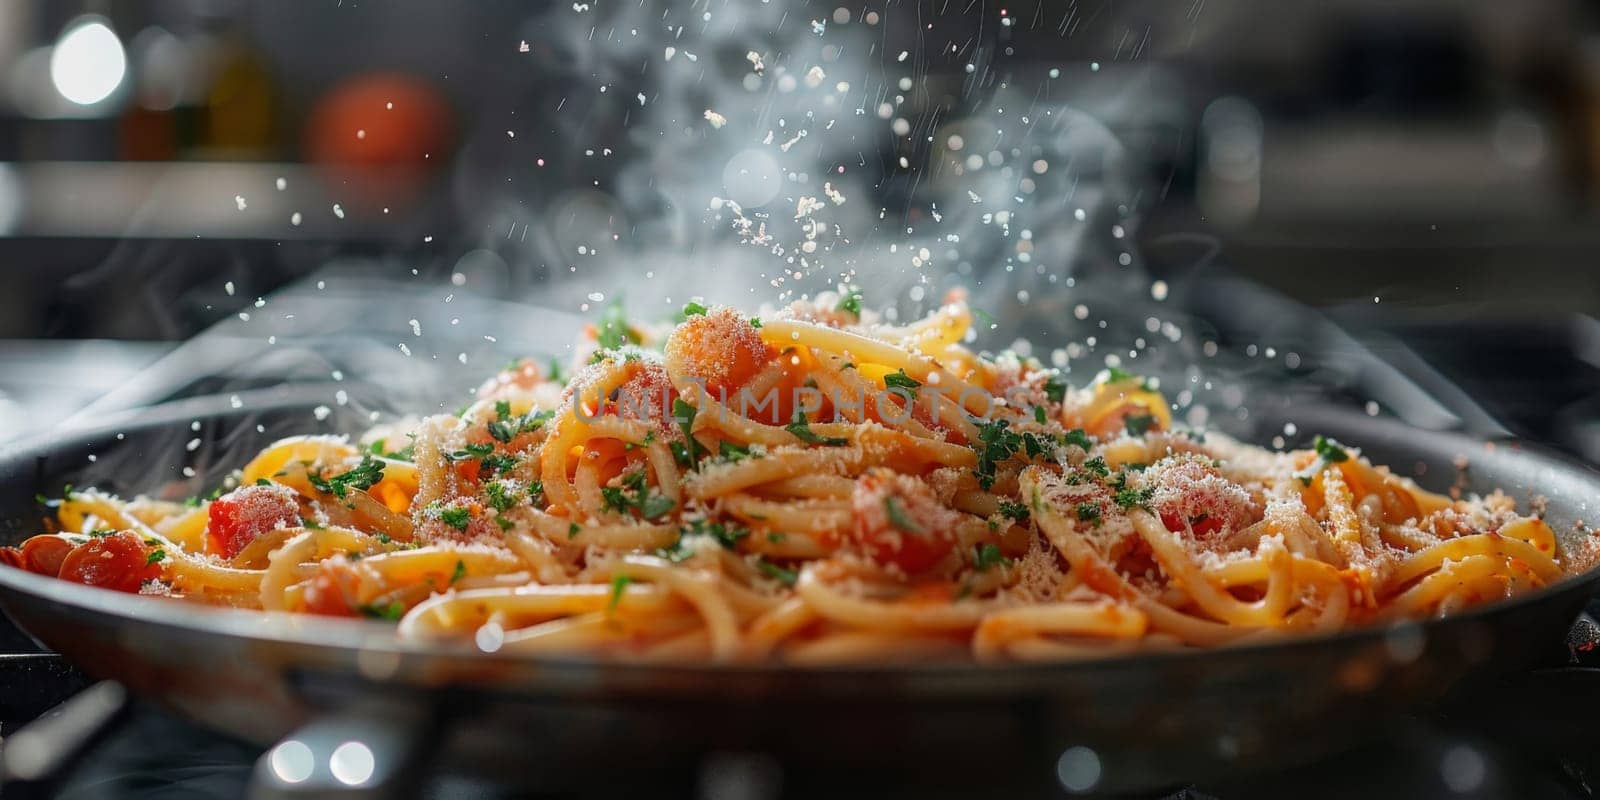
left=1, top=0, right=1599, bottom=461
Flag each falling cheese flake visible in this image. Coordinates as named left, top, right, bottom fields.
left=664, top=46, right=677, bottom=61
left=803, top=66, right=826, bottom=88
left=234, top=195, right=247, bottom=211
left=823, top=182, right=847, bottom=205
left=518, top=40, right=530, bottom=52
left=795, top=196, right=825, bottom=219
left=332, top=204, right=345, bottom=219
left=746, top=51, right=765, bottom=73
left=704, top=109, right=728, bottom=129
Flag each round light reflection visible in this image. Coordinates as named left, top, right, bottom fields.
left=268, top=739, right=315, bottom=784
left=50, top=17, right=127, bottom=106
left=329, top=740, right=376, bottom=786
left=1055, top=746, right=1101, bottom=793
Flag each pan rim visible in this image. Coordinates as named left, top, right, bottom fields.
left=2, top=390, right=1598, bottom=683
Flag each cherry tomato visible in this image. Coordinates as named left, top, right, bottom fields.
left=19, top=535, right=73, bottom=577
left=299, top=562, right=359, bottom=617
left=0, top=547, right=23, bottom=569
left=1160, top=511, right=1224, bottom=537
left=208, top=484, right=301, bottom=559
left=58, top=532, right=161, bottom=593
left=849, top=472, right=959, bottom=574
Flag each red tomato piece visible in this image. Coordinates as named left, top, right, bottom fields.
left=57, top=532, right=161, bottom=593
left=19, top=535, right=73, bottom=577
left=208, top=484, right=301, bottom=559
left=1160, top=511, right=1224, bottom=537
left=849, top=470, right=960, bottom=574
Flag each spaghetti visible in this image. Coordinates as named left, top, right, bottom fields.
left=7, top=291, right=1593, bottom=663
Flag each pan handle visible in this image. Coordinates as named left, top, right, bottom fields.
left=0, top=681, right=128, bottom=798
left=249, top=701, right=436, bottom=800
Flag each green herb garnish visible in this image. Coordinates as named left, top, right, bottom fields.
left=786, top=410, right=849, bottom=446
left=883, top=496, right=923, bottom=534
left=308, top=455, right=385, bottom=499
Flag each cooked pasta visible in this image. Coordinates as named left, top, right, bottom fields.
left=6, top=290, right=1593, bottom=663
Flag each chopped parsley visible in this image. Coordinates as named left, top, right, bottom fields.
left=883, top=496, right=923, bottom=534
left=484, top=481, right=518, bottom=512
left=719, top=440, right=755, bottom=463
left=681, top=518, right=749, bottom=550
left=357, top=601, right=406, bottom=621
left=786, top=410, right=849, bottom=446
left=1296, top=435, right=1351, bottom=486
left=1034, top=405, right=1047, bottom=425
left=655, top=539, right=694, bottom=563
left=997, top=500, right=1030, bottom=522
left=681, top=301, right=708, bottom=317
left=673, top=398, right=706, bottom=465
left=487, top=403, right=552, bottom=443
left=308, top=455, right=385, bottom=499
left=971, top=418, right=1023, bottom=490
left=1075, top=502, right=1102, bottom=523
left=438, top=506, right=471, bottom=531
left=601, top=470, right=676, bottom=520
left=369, top=438, right=416, bottom=461
left=1124, top=412, right=1157, bottom=436
left=836, top=284, right=863, bottom=316
left=1104, top=366, right=1147, bottom=386
left=528, top=479, right=545, bottom=506
left=449, top=560, right=467, bottom=585
left=1082, top=456, right=1110, bottom=477
left=883, top=369, right=921, bottom=391
left=607, top=575, right=632, bottom=612
left=445, top=443, right=495, bottom=462
left=1113, top=482, right=1155, bottom=511
left=1043, top=375, right=1067, bottom=404
left=973, top=543, right=1010, bottom=572
left=749, top=317, right=763, bottom=328
left=758, top=559, right=798, bottom=586
left=1061, top=428, right=1093, bottom=451
left=568, top=522, right=581, bottom=539
left=145, top=548, right=166, bottom=566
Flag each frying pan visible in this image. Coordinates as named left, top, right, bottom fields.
left=0, top=389, right=1597, bottom=798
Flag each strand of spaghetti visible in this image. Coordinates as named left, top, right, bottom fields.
left=497, top=609, right=703, bottom=655
left=742, top=596, right=818, bottom=660
left=687, top=447, right=863, bottom=499
left=260, top=531, right=318, bottom=610
left=755, top=474, right=855, bottom=499
left=645, top=439, right=682, bottom=505
left=794, top=566, right=990, bottom=631
left=501, top=526, right=574, bottom=583
left=353, top=547, right=522, bottom=584
left=737, top=530, right=831, bottom=559
left=239, top=435, right=359, bottom=485
left=1386, top=555, right=1509, bottom=616
left=1131, top=513, right=1295, bottom=627
left=757, top=319, right=996, bottom=418
left=806, top=353, right=940, bottom=440
left=612, top=556, right=742, bottom=661
left=396, top=583, right=686, bottom=639
left=521, top=508, right=678, bottom=551
left=721, top=494, right=851, bottom=534
left=1382, top=533, right=1561, bottom=590
left=971, top=601, right=1148, bottom=662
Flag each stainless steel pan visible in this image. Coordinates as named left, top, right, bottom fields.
left=1, top=391, right=1597, bottom=797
